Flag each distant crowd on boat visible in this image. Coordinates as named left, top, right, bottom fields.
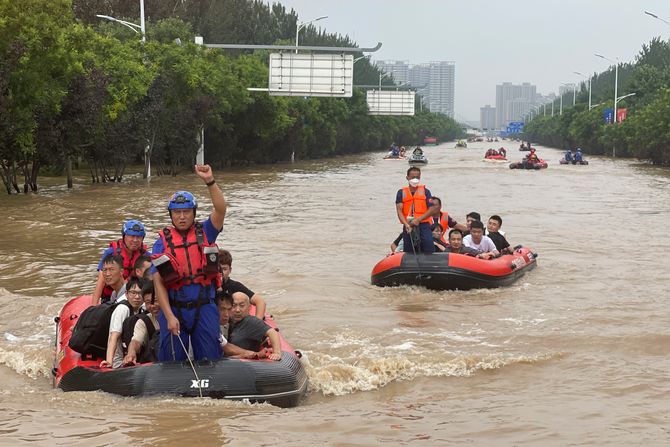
left=392, top=166, right=512, bottom=259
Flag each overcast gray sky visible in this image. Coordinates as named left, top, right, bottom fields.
left=271, top=0, right=670, bottom=122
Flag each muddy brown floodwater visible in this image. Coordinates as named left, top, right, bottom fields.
left=0, top=140, right=669, bottom=446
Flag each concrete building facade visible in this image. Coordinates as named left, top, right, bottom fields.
left=376, top=60, right=455, bottom=117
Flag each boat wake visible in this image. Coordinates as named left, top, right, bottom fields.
left=301, top=329, right=558, bottom=396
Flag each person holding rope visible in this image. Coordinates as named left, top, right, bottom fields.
left=395, top=167, right=439, bottom=254
left=151, top=165, right=227, bottom=362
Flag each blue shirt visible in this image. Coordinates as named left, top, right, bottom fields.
left=151, top=217, right=221, bottom=302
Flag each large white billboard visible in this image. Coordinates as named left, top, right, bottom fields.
left=268, top=53, right=353, bottom=97
left=367, top=90, right=415, bottom=116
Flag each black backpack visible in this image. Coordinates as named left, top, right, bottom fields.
left=68, top=301, right=133, bottom=359
left=121, top=312, right=158, bottom=363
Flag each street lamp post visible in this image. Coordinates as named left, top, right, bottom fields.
left=595, top=53, right=618, bottom=123
left=295, top=15, right=328, bottom=53
left=574, top=71, right=592, bottom=109
left=139, top=0, right=146, bottom=42
left=96, top=0, right=148, bottom=177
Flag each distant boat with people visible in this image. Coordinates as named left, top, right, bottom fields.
left=371, top=246, right=538, bottom=290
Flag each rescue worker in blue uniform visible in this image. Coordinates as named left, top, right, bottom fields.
left=92, top=219, right=149, bottom=305
left=564, top=150, right=573, bottom=163
left=151, top=165, right=227, bottom=361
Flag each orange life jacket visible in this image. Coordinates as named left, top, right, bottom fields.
left=154, top=222, right=219, bottom=290
left=401, top=185, right=432, bottom=224
left=436, top=211, right=450, bottom=243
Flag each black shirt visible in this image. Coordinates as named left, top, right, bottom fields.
left=487, top=231, right=510, bottom=251
left=223, top=279, right=255, bottom=298
left=228, top=316, right=271, bottom=351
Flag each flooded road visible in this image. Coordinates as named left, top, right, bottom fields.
left=1, top=140, right=669, bottom=446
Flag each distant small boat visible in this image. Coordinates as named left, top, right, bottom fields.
left=559, top=159, right=589, bottom=165
left=510, top=159, right=548, bottom=170
left=408, top=154, right=428, bottom=164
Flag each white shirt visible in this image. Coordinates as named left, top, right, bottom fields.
left=462, top=235, right=498, bottom=254
left=109, top=298, right=133, bottom=368
left=109, top=283, right=127, bottom=303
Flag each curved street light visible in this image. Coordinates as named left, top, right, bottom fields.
left=95, top=0, right=145, bottom=42
left=295, top=15, right=328, bottom=53
left=595, top=53, right=618, bottom=122
left=573, top=71, right=592, bottom=109
left=644, top=10, right=670, bottom=27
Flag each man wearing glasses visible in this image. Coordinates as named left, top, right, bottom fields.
left=100, top=276, right=146, bottom=368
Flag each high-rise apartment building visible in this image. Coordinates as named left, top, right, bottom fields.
left=495, top=82, right=537, bottom=129
left=376, top=60, right=455, bottom=117
left=480, top=105, right=496, bottom=130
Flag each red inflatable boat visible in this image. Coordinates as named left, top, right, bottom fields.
left=371, top=246, right=538, bottom=290
left=53, top=296, right=308, bottom=407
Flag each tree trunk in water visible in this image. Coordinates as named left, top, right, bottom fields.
left=10, top=161, right=19, bottom=193
left=0, top=162, right=12, bottom=194
left=30, top=159, right=39, bottom=192
left=66, top=156, right=73, bottom=189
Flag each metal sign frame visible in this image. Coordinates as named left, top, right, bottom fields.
left=366, top=90, right=415, bottom=116
left=268, top=53, right=353, bottom=97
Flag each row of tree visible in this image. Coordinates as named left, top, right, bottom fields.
left=523, top=38, right=670, bottom=166
left=0, top=0, right=465, bottom=194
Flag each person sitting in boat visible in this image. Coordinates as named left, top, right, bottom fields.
left=99, top=254, right=127, bottom=304
left=525, top=148, right=539, bottom=163
left=498, top=147, right=507, bottom=157
left=431, top=223, right=448, bottom=252
left=133, top=254, right=153, bottom=281
left=228, top=292, right=282, bottom=361
left=216, top=292, right=265, bottom=358
left=564, top=150, right=573, bottom=163
left=151, top=165, right=227, bottom=363
left=122, top=281, right=160, bottom=365
left=575, top=148, right=584, bottom=163
left=390, top=233, right=403, bottom=253
left=486, top=215, right=513, bottom=254
left=390, top=144, right=400, bottom=157
left=399, top=146, right=406, bottom=157
left=444, top=229, right=479, bottom=256
left=464, top=211, right=481, bottom=237
left=396, top=167, right=440, bottom=254
left=217, top=249, right=266, bottom=320
left=413, top=146, right=424, bottom=156
left=100, top=276, right=146, bottom=368
left=485, top=148, right=496, bottom=157
left=429, top=197, right=467, bottom=242
left=92, top=219, right=149, bottom=305
left=463, top=221, right=499, bottom=260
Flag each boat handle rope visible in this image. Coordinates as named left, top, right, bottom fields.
left=173, top=333, right=204, bottom=399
